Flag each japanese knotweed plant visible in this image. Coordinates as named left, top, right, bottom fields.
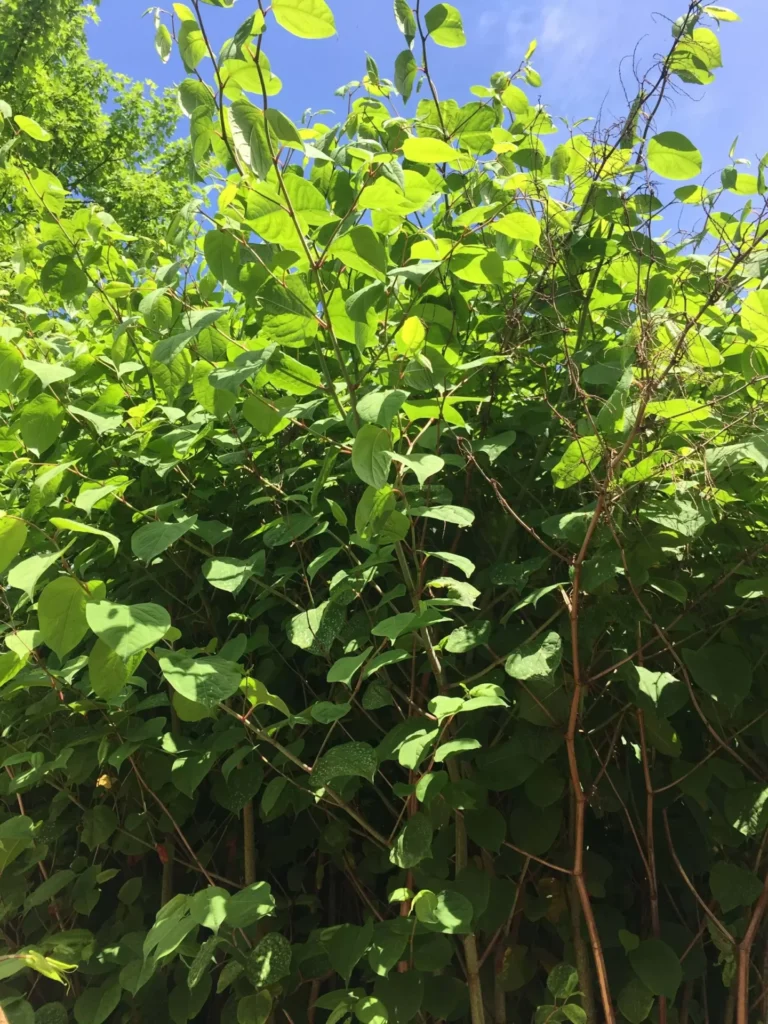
left=1, top=1, right=768, bottom=1023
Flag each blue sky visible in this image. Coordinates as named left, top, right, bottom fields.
left=89, top=0, right=768, bottom=181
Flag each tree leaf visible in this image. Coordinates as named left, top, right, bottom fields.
left=352, top=424, right=392, bottom=489
left=272, top=0, right=336, bottom=39
left=505, top=631, right=562, bottom=680
left=311, top=742, right=377, bottom=786
left=38, top=577, right=95, bottom=660
left=552, top=436, right=602, bottom=488
left=86, top=601, right=171, bottom=657
left=647, top=132, right=702, bottom=180
left=629, top=939, right=682, bottom=999
left=390, top=812, right=433, bottom=867
left=424, top=3, right=466, bottom=47
left=710, top=861, right=764, bottom=913
left=159, top=652, right=242, bottom=708
left=131, top=516, right=197, bottom=561
left=0, top=517, right=27, bottom=574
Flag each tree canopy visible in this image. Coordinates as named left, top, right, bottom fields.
left=1, top=2, right=767, bottom=1024
left=0, top=0, right=192, bottom=254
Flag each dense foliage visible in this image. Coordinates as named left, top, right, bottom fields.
left=1, top=1, right=767, bottom=1023
left=0, top=0, right=192, bottom=254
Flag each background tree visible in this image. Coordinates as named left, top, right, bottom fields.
left=0, top=0, right=193, bottom=252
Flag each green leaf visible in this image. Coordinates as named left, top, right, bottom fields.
left=7, top=548, right=69, bottom=601
left=226, top=881, right=276, bottom=928
left=0, top=517, right=27, bottom=574
left=88, top=638, right=129, bottom=700
left=424, top=3, right=466, bottom=47
left=245, top=933, right=292, bottom=988
left=38, top=577, right=94, bottom=661
left=311, top=742, right=377, bottom=786
left=741, top=289, right=768, bottom=342
left=505, top=631, right=562, bottom=680
left=547, top=964, right=578, bottom=1000
left=175, top=5, right=208, bottom=71
left=444, top=620, right=490, bottom=653
left=402, top=137, right=458, bottom=164
left=159, top=652, right=242, bottom=708
left=82, top=806, right=118, bottom=850
left=0, top=339, right=23, bottom=390
left=390, top=812, right=433, bottom=868
left=618, top=978, right=655, bottom=1024
left=629, top=939, right=682, bottom=1000
left=551, top=436, right=602, bottom=489
left=203, top=554, right=264, bottom=593
left=73, top=981, right=121, bottom=1024
left=131, top=516, right=197, bottom=561
left=14, top=114, right=52, bottom=142
left=18, top=394, right=65, bottom=454
left=23, top=360, right=74, bottom=387
left=390, top=451, right=444, bottom=486
left=682, top=644, right=751, bottom=713
left=86, top=601, right=171, bottom=657
left=411, top=505, right=475, bottom=527
left=329, top=226, right=387, bottom=282
left=647, top=132, right=702, bottom=180
left=272, top=0, right=336, bottom=39
left=710, top=861, right=764, bottom=913
left=352, top=424, right=392, bottom=489
left=328, top=648, right=373, bottom=685
left=394, top=0, right=417, bottom=42
left=433, top=737, right=481, bottom=761
left=357, top=389, right=409, bottom=426
left=49, top=518, right=119, bottom=556
left=395, top=49, right=418, bottom=103
left=494, top=211, right=541, bottom=244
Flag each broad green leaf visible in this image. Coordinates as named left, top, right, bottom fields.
left=159, top=652, right=242, bottom=708
left=741, top=289, right=768, bottom=342
left=245, top=933, right=292, bottom=988
left=682, top=644, right=751, bottom=713
left=85, top=601, right=171, bottom=657
left=710, top=861, right=763, bottom=912
left=174, top=4, right=208, bottom=70
left=352, top=424, right=391, bottom=489
left=225, top=881, right=275, bottom=928
left=14, top=114, right=52, bottom=142
left=394, top=0, right=417, bottom=42
left=328, top=226, right=387, bottom=282
left=505, top=631, right=562, bottom=680
left=402, top=137, right=458, bottom=164
left=17, top=394, right=65, bottom=454
left=327, top=647, right=372, bottom=685
left=394, top=50, right=418, bottom=103
left=390, top=812, right=433, bottom=867
left=88, top=638, right=130, bottom=700
left=131, top=516, right=197, bottom=561
left=0, top=517, right=27, bottom=574
left=0, top=339, right=23, bottom=390
left=551, top=436, right=602, bottom=489
left=647, top=132, right=702, bottom=180
left=411, top=505, right=475, bottom=527
left=357, top=389, right=409, bottom=426
left=424, top=3, right=466, bottom=47
left=38, top=577, right=96, bottom=661
left=629, top=939, right=682, bottom=1000
left=49, top=518, right=119, bottom=556
left=618, top=978, right=655, bottom=1024
left=73, top=980, right=121, bottom=1024
left=390, top=451, right=444, bottom=486
left=203, top=554, right=264, bottom=593
left=494, top=211, right=541, bottom=244
left=311, top=742, right=377, bottom=786
left=7, top=547, right=69, bottom=601
left=272, top=0, right=336, bottom=39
